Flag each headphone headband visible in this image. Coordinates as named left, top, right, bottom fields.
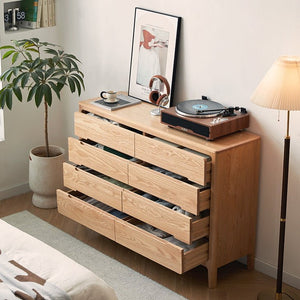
left=149, top=75, right=170, bottom=95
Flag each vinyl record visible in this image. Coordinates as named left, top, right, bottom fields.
left=176, top=99, right=226, bottom=118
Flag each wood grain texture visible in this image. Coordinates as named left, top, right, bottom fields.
left=123, top=190, right=208, bottom=244
left=135, top=134, right=211, bottom=185
left=74, top=111, right=135, bottom=156
left=63, top=163, right=122, bottom=210
left=57, top=190, right=115, bottom=240
left=68, top=137, right=128, bottom=183
left=128, top=163, right=202, bottom=215
left=190, top=217, right=210, bottom=241
left=183, top=243, right=209, bottom=272
left=115, top=218, right=184, bottom=273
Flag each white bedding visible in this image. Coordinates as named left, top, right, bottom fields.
left=0, top=219, right=117, bottom=300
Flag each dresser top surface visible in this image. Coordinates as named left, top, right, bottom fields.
left=79, top=98, right=260, bottom=155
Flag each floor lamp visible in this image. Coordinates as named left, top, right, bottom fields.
left=251, top=56, right=300, bottom=300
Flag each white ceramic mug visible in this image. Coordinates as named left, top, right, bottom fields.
left=100, top=90, right=118, bottom=103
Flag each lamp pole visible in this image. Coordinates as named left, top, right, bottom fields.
left=276, top=111, right=290, bottom=299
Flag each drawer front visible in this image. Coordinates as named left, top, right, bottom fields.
left=68, top=137, right=128, bottom=184
left=135, top=134, right=211, bottom=186
left=63, top=163, right=122, bottom=210
left=115, top=219, right=183, bottom=273
left=74, top=112, right=135, bottom=156
left=123, top=190, right=209, bottom=244
left=128, top=163, right=210, bottom=215
left=115, top=219, right=208, bottom=274
left=57, top=190, right=115, bottom=240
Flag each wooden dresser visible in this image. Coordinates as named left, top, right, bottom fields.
left=57, top=98, right=261, bottom=288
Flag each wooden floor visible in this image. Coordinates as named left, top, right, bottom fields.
left=1, top=192, right=300, bottom=300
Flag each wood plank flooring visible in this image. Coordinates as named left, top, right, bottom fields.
left=1, top=192, right=300, bottom=300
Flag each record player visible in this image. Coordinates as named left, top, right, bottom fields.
left=160, top=98, right=249, bottom=140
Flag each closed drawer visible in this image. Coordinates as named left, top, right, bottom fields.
left=122, top=190, right=209, bottom=244
left=57, top=189, right=115, bottom=240
left=128, top=163, right=210, bottom=215
left=74, top=111, right=135, bottom=156
left=63, top=163, right=123, bottom=210
left=68, top=137, right=128, bottom=183
left=135, top=134, right=211, bottom=186
left=115, top=218, right=208, bottom=274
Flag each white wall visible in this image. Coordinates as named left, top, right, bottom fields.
left=1, top=0, right=300, bottom=288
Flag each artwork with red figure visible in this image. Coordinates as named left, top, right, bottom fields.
left=136, top=26, right=169, bottom=86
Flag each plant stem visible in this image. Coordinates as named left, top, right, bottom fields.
left=44, top=98, right=50, bottom=157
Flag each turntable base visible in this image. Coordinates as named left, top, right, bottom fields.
left=161, top=106, right=249, bottom=140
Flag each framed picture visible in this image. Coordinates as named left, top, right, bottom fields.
left=128, top=7, right=181, bottom=107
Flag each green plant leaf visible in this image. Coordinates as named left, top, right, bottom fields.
left=43, top=84, right=52, bottom=106
left=21, top=72, right=30, bottom=88
left=62, top=57, right=72, bottom=69
left=13, top=86, right=22, bottom=101
left=13, top=73, right=24, bottom=85
left=71, top=76, right=81, bottom=96
left=35, top=85, right=44, bottom=107
left=48, top=81, right=61, bottom=100
left=0, top=45, right=15, bottom=50
left=71, top=73, right=85, bottom=90
left=27, top=84, right=38, bottom=102
left=0, top=88, right=6, bottom=108
left=6, top=67, right=18, bottom=82
left=35, top=69, right=44, bottom=79
left=25, top=47, right=39, bottom=53
left=6, top=88, right=13, bottom=110
left=32, top=58, right=42, bottom=68
left=24, top=51, right=33, bottom=61
left=12, top=52, right=19, bottom=64
left=31, top=38, right=40, bottom=44
left=44, top=48, right=58, bottom=56
left=31, top=72, right=40, bottom=84
left=0, top=68, right=14, bottom=81
left=45, top=68, right=55, bottom=79
left=67, top=77, right=75, bottom=93
left=65, top=53, right=81, bottom=62
left=2, top=50, right=15, bottom=59
left=51, top=77, right=66, bottom=85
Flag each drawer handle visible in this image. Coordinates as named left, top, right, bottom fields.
left=80, top=141, right=84, bottom=145
left=75, top=167, right=79, bottom=171
left=68, top=194, right=72, bottom=198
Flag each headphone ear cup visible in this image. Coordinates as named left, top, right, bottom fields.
left=156, top=94, right=168, bottom=106
left=149, top=90, right=160, bottom=105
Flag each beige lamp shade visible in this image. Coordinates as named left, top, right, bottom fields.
left=251, top=56, right=300, bottom=111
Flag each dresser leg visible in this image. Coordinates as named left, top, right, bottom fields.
left=247, top=254, right=255, bottom=270
left=207, top=266, right=218, bottom=288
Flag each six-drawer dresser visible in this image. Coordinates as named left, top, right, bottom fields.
left=57, top=98, right=261, bottom=288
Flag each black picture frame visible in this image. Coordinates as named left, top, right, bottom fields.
left=128, top=7, right=181, bottom=107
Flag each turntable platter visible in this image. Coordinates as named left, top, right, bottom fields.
left=176, top=99, right=226, bottom=118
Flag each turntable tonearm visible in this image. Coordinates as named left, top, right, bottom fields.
left=160, top=98, right=249, bottom=140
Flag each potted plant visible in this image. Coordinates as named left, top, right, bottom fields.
left=0, top=38, right=85, bottom=208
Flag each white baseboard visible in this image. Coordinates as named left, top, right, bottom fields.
left=239, top=257, right=300, bottom=289
left=0, top=182, right=30, bottom=201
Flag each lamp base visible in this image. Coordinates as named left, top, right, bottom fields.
left=257, top=290, right=300, bottom=300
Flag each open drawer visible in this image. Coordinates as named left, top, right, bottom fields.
left=115, top=218, right=209, bottom=274
left=68, top=137, right=129, bottom=184
left=135, top=134, right=211, bottom=186
left=74, top=111, right=135, bottom=156
left=57, top=189, right=115, bottom=240
left=128, top=163, right=210, bottom=215
left=122, top=189, right=209, bottom=244
left=63, top=162, right=128, bottom=210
